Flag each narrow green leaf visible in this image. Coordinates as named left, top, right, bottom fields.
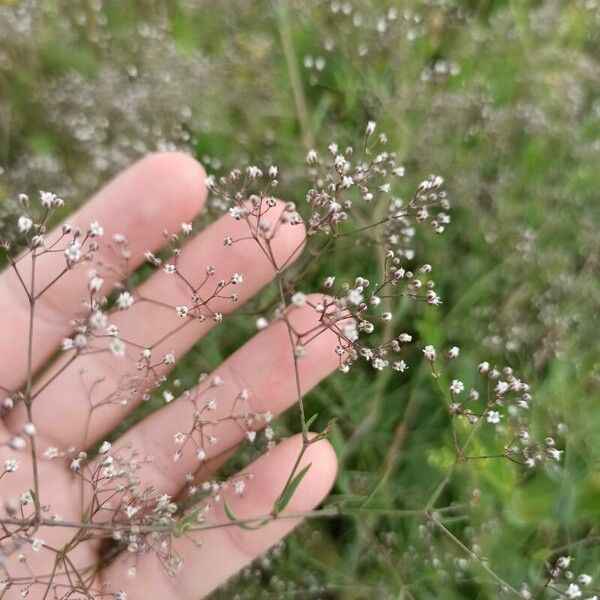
left=275, top=463, right=312, bottom=515
left=305, top=413, right=319, bottom=430
left=223, top=502, right=270, bottom=530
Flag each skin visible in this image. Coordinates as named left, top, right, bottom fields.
left=0, top=153, right=339, bottom=599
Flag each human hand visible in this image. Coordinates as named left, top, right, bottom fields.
left=0, top=153, right=340, bottom=598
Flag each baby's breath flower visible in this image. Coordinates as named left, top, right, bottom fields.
left=423, top=345, right=436, bottom=362
left=117, top=291, right=134, bottom=310
left=39, top=190, right=62, bottom=208
left=176, top=306, right=189, bottom=318
left=547, top=447, right=563, bottom=461
left=448, top=346, right=460, bottom=359
left=256, top=317, right=269, bottom=330
left=88, top=274, right=104, bottom=293
left=486, top=410, right=501, bottom=424
left=291, top=292, right=306, bottom=306
left=449, top=380, right=464, bottom=394
left=3, top=459, right=18, bottom=472
left=109, top=338, right=126, bottom=358
left=23, top=422, right=35, bottom=436
left=64, top=242, right=82, bottom=263
left=88, top=221, right=104, bottom=237
left=98, top=441, right=111, bottom=454
left=17, top=215, right=33, bottom=233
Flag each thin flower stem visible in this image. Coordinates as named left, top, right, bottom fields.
left=432, top=518, right=521, bottom=596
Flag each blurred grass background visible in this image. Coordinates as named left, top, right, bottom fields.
left=1, top=0, right=599, bottom=598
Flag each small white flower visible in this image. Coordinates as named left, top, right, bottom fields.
left=577, top=574, right=592, bottom=586
left=486, top=410, right=501, bottom=424
left=294, top=344, right=306, bottom=357
left=163, top=390, right=175, bottom=403
left=88, top=274, right=104, bottom=293
left=99, top=441, right=111, bottom=454
left=181, top=222, right=193, bottom=235
left=547, top=447, right=563, bottom=462
left=347, top=289, right=363, bottom=306
left=246, top=165, right=262, bottom=179
left=176, top=306, right=189, bottom=318
left=124, top=505, right=139, bottom=519
left=64, top=242, right=82, bottom=263
left=233, top=480, right=246, bottom=495
left=423, top=345, right=436, bottom=362
left=448, top=346, right=460, bottom=359
left=341, top=175, right=354, bottom=188
left=109, top=338, right=126, bottom=358
left=89, top=221, right=104, bottom=237
left=495, top=381, right=509, bottom=396
left=229, top=206, right=244, bottom=221
left=9, top=436, right=26, bottom=450
left=18, top=215, right=33, bottom=233
left=3, top=459, right=18, bottom=472
left=117, top=291, right=134, bottom=310
left=23, top=422, right=36, bottom=436
left=449, top=380, right=464, bottom=394
left=256, top=317, right=269, bottom=330
left=291, top=292, right=307, bottom=307
left=39, top=191, right=62, bottom=208
left=392, top=360, right=408, bottom=372
left=230, top=273, right=243, bottom=284
left=557, top=555, right=572, bottom=569
left=89, top=310, right=108, bottom=330
left=566, top=583, right=582, bottom=599
left=106, top=324, right=119, bottom=337
left=196, top=448, right=207, bottom=462
left=31, top=538, right=44, bottom=552
left=366, top=120, right=376, bottom=135
left=306, top=149, right=318, bottom=164
left=372, top=357, right=388, bottom=370
left=164, top=352, right=176, bottom=364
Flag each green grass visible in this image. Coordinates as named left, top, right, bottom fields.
left=1, top=0, right=599, bottom=598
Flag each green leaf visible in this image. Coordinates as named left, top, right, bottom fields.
left=223, top=502, right=270, bottom=530
left=274, top=463, right=312, bottom=515
left=305, top=413, right=319, bottom=430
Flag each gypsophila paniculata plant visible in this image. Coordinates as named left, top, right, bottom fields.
left=0, top=112, right=586, bottom=600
